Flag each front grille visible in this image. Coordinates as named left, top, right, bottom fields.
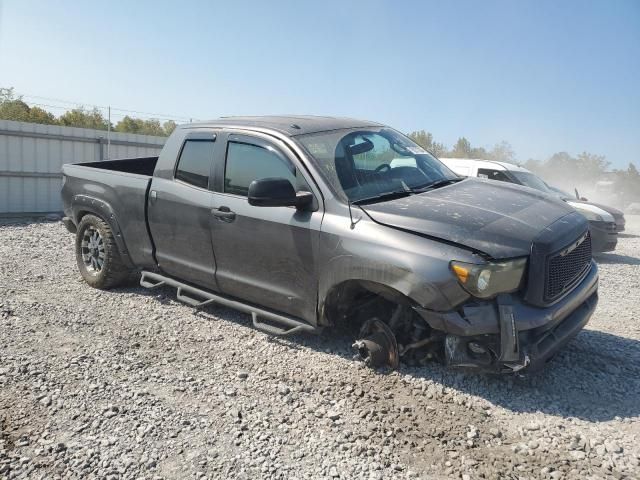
left=545, top=233, right=592, bottom=301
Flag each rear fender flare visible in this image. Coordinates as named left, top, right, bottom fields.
left=72, top=195, right=134, bottom=269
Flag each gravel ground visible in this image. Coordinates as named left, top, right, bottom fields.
left=1, top=217, right=639, bottom=480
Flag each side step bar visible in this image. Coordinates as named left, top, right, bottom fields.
left=139, top=271, right=317, bottom=336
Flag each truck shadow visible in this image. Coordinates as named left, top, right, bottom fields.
left=594, top=252, right=640, bottom=265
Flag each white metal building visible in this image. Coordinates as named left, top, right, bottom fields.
left=0, top=119, right=166, bottom=214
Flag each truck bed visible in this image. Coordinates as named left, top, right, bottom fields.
left=73, top=156, right=159, bottom=176
left=61, top=157, right=158, bottom=269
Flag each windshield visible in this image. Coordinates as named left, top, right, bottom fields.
left=510, top=171, right=553, bottom=193
left=295, top=127, right=458, bottom=202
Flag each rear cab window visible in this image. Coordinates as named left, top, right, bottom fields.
left=175, top=139, right=216, bottom=189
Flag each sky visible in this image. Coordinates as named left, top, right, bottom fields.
left=0, top=0, right=638, bottom=168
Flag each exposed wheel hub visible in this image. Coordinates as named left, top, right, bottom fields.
left=352, top=318, right=399, bottom=369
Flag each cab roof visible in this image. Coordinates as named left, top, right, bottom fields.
left=184, top=115, right=382, bottom=137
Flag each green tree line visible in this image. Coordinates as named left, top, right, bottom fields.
left=0, top=88, right=177, bottom=136
left=408, top=130, right=516, bottom=162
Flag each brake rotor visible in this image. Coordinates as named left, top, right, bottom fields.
left=352, top=318, right=399, bottom=369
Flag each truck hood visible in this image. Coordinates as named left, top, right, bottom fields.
left=360, top=178, right=576, bottom=258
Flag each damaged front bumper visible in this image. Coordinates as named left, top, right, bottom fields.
left=416, top=261, right=599, bottom=373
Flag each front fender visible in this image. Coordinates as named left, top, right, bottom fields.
left=317, top=215, right=477, bottom=323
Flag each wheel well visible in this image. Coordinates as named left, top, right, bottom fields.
left=75, top=210, right=91, bottom=224
left=73, top=208, right=134, bottom=269
left=321, top=280, right=415, bottom=327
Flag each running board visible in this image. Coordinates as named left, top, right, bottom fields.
left=139, top=271, right=317, bottom=336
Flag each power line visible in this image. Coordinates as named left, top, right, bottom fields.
left=21, top=99, right=192, bottom=123
left=18, top=92, right=199, bottom=122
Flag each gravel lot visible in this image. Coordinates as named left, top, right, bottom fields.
left=1, top=217, right=639, bottom=480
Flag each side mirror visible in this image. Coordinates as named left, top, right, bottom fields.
left=248, top=177, right=313, bottom=210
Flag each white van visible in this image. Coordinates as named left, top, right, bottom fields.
left=439, top=158, right=548, bottom=187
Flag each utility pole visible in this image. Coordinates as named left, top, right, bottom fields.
left=107, top=106, right=111, bottom=160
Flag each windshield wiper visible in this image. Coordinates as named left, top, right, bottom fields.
left=412, top=178, right=463, bottom=192
left=352, top=189, right=414, bottom=205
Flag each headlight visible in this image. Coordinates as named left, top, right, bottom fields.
left=450, top=258, right=527, bottom=299
left=567, top=202, right=614, bottom=223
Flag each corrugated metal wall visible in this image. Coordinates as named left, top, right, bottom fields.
left=0, top=119, right=166, bottom=214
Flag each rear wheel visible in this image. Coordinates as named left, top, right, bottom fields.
left=75, top=214, right=130, bottom=289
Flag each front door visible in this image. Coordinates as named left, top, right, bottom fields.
left=209, top=133, right=322, bottom=323
left=148, top=131, right=219, bottom=291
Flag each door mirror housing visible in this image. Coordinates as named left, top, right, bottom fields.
left=248, top=177, right=313, bottom=210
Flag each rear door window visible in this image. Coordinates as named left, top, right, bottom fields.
left=175, top=140, right=216, bottom=189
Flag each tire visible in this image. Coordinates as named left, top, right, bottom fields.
left=75, top=214, right=130, bottom=289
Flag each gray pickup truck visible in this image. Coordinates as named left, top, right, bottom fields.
left=61, top=116, right=599, bottom=373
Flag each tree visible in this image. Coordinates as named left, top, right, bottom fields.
left=0, top=88, right=58, bottom=125
left=163, top=120, right=177, bottom=136
left=470, top=146, right=489, bottom=159
left=613, top=162, right=640, bottom=205
left=0, top=87, right=31, bottom=122
left=408, top=130, right=449, bottom=157
left=59, top=107, right=109, bottom=130
left=0, top=87, right=18, bottom=103
left=488, top=141, right=515, bottom=162
left=540, top=151, right=610, bottom=185
left=1, top=87, right=182, bottom=135
left=114, top=116, right=142, bottom=134
left=575, top=152, right=610, bottom=179
left=450, top=137, right=472, bottom=158
left=408, top=130, right=434, bottom=150
left=429, top=141, right=448, bottom=158
left=138, top=119, right=165, bottom=136
left=0, top=97, right=32, bottom=122
left=115, top=116, right=168, bottom=136
left=27, top=106, right=58, bottom=125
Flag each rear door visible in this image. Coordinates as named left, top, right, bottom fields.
left=147, top=130, right=220, bottom=291
left=209, top=132, right=322, bottom=323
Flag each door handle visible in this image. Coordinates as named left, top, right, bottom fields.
left=149, top=190, right=158, bottom=203
left=211, top=206, right=236, bottom=222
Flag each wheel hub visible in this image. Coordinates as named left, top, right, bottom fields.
left=352, top=318, right=400, bottom=369
left=81, top=226, right=105, bottom=273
